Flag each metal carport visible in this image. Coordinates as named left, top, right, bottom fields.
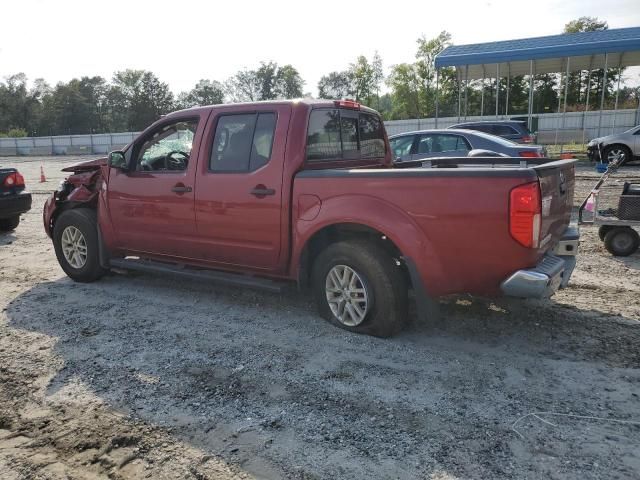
left=433, top=27, right=640, bottom=142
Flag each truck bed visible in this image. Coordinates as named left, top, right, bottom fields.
left=294, top=157, right=576, bottom=297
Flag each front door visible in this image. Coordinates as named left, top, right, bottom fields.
left=106, top=114, right=205, bottom=259
left=193, top=105, right=290, bottom=271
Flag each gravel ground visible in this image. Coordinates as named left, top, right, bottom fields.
left=1, top=156, right=639, bottom=480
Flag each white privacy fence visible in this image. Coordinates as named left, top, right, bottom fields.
left=1, top=109, right=639, bottom=156
left=0, top=132, right=139, bottom=156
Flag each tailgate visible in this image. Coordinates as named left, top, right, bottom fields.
left=534, top=160, right=576, bottom=251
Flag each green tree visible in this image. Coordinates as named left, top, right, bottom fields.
left=109, top=70, right=174, bottom=131
left=387, top=31, right=457, bottom=119
left=562, top=17, right=618, bottom=110
left=317, top=71, right=354, bottom=99
left=225, top=62, right=304, bottom=102
left=177, top=79, right=225, bottom=109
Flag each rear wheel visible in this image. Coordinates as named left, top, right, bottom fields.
left=598, top=225, right=614, bottom=241
left=0, top=215, right=20, bottom=232
left=603, top=145, right=631, bottom=166
left=603, top=227, right=640, bottom=257
left=53, top=209, right=106, bottom=282
left=311, top=240, right=408, bottom=337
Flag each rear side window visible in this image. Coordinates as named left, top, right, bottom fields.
left=492, top=125, right=519, bottom=136
left=306, top=109, right=385, bottom=161
left=210, top=113, right=276, bottom=172
left=465, top=124, right=492, bottom=134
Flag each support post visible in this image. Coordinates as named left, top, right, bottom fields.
left=612, top=55, right=623, bottom=133
left=554, top=59, right=565, bottom=149
left=527, top=60, right=534, bottom=132
left=559, top=58, right=570, bottom=155
left=582, top=56, right=593, bottom=146
left=434, top=67, right=440, bottom=128
left=495, top=63, right=500, bottom=119
left=505, top=62, right=510, bottom=117
left=457, top=68, right=462, bottom=122
left=464, top=65, right=469, bottom=120
left=597, top=53, right=609, bottom=138
left=480, top=66, right=485, bottom=117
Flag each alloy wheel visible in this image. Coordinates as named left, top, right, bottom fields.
left=325, top=265, right=369, bottom=326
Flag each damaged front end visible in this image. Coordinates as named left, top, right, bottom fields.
left=43, top=158, right=107, bottom=237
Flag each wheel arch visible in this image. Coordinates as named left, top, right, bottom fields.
left=291, top=195, right=445, bottom=296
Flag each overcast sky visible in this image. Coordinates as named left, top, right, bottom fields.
left=1, top=0, right=639, bottom=95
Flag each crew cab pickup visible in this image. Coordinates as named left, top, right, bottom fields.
left=1, top=167, right=31, bottom=231
left=43, top=99, right=579, bottom=337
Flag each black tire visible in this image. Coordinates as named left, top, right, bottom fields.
left=603, top=145, right=632, bottom=166
left=598, top=225, right=614, bottom=241
left=0, top=215, right=20, bottom=232
left=603, top=227, right=640, bottom=257
left=311, top=240, right=408, bottom=337
left=53, top=209, right=106, bottom=282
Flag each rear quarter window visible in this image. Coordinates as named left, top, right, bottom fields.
left=306, top=109, right=385, bottom=161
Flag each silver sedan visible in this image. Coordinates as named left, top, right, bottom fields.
left=587, top=125, right=640, bottom=165
left=389, top=129, right=546, bottom=163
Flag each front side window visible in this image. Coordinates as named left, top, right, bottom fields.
left=210, top=113, right=276, bottom=172
left=136, top=120, right=198, bottom=171
left=306, top=109, right=386, bottom=161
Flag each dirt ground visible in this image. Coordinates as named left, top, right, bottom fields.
left=1, top=156, right=639, bottom=480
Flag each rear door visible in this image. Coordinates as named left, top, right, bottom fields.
left=413, top=133, right=471, bottom=159
left=534, top=160, right=575, bottom=251
left=192, top=105, right=291, bottom=271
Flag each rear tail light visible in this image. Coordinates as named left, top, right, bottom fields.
left=518, top=150, right=542, bottom=158
left=2, top=172, right=25, bottom=188
left=509, top=181, right=541, bottom=248
left=334, top=99, right=361, bottom=110
left=522, top=135, right=533, bottom=143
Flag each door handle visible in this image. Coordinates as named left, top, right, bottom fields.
left=250, top=186, right=276, bottom=197
left=171, top=185, right=192, bottom=193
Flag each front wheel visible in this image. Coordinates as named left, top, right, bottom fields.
left=603, top=145, right=631, bottom=166
left=603, top=227, right=640, bottom=257
left=0, top=215, right=20, bottom=232
left=53, top=209, right=106, bottom=282
left=311, top=240, right=408, bottom=337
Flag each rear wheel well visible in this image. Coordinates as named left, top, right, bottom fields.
left=298, top=223, right=410, bottom=289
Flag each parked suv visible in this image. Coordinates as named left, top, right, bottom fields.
left=448, top=120, right=535, bottom=143
left=587, top=125, right=640, bottom=165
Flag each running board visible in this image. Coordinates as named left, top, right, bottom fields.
left=109, top=258, right=284, bottom=293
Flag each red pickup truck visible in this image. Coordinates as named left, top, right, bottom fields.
left=43, top=99, right=578, bottom=337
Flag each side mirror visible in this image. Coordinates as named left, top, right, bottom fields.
left=108, top=151, right=128, bottom=170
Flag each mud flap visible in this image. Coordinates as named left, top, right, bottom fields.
left=402, top=257, right=440, bottom=323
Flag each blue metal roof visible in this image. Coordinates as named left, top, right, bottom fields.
left=435, top=27, right=640, bottom=68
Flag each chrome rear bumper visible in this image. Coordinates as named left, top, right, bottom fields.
left=501, top=226, right=579, bottom=298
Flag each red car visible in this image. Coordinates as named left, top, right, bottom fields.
left=43, top=99, right=578, bottom=337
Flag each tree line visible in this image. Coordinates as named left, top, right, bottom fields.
left=1, top=16, right=638, bottom=138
